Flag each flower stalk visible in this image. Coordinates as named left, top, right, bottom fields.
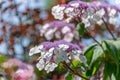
left=63, top=61, right=89, bottom=80
left=102, top=18, right=116, bottom=40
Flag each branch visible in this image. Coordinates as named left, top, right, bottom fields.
left=84, top=28, right=104, bottom=50
left=63, top=61, right=89, bottom=80
left=84, top=28, right=101, bottom=46
left=102, top=18, right=116, bottom=40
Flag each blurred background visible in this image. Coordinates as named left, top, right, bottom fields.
left=0, top=0, right=120, bottom=80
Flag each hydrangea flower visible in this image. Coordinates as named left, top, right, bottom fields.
left=13, top=65, right=34, bottom=80
left=52, top=5, right=65, bottom=20
left=52, top=1, right=120, bottom=27
left=2, top=58, right=23, bottom=68
left=2, top=58, right=34, bottom=80
left=29, top=40, right=86, bottom=73
left=39, top=21, right=79, bottom=42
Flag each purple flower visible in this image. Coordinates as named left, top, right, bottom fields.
left=29, top=40, right=86, bottom=73
left=40, top=21, right=79, bottom=42
left=2, top=58, right=34, bottom=80
left=14, top=65, right=34, bottom=80
left=2, top=58, right=23, bottom=68
left=52, top=1, right=120, bottom=26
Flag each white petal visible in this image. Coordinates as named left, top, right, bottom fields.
left=109, top=17, right=116, bottom=24
left=36, top=59, right=45, bottom=71
left=55, top=31, right=61, bottom=39
left=73, top=31, right=79, bottom=40
left=97, top=20, right=103, bottom=25
left=52, top=5, right=65, bottom=20
left=96, top=8, right=105, bottom=18
left=62, top=26, right=71, bottom=34
left=64, top=7, right=74, bottom=17
left=48, top=47, right=55, bottom=53
left=29, top=46, right=41, bottom=56
left=45, top=63, right=51, bottom=71
left=49, top=63, right=58, bottom=71
left=93, top=14, right=101, bottom=21
left=44, top=29, right=54, bottom=40
left=108, top=8, right=117, bottom=17
left=54, top=49, right=68, bottom=63
left=64, top=33, right=74, bottom=42
left=70, top=3, right=79, bottom=7
left=58, top=44, right=69, bottom=50
left=87, top=7, right=95, bottom=16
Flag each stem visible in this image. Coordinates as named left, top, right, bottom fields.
left=63, top=61, right=89, bottom=80
left=85, top=28, right=104, bottom=50
left=85, top=29, right=101, bottom=46
left=102, top=18, right=116, bottom=40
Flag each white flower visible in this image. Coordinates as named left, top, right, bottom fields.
left=64, top=33, right=74, bottom=42
left=61, top=26, right=71, bottom=34
left=29, top=45, right=43, bottom=56
left=82, top=18, right=90, bottom=27
left=65, top=17, right=73, bottom=23
left=52, top=5, right=65, bottom=20
left=48, top=47, right=55, bottom=53
left=64, top=7, right=74, bottom=17
left=73, top=31, right=79, bottom=40
left=44, top=29, right=55, bottom=40
left=97, top=20, right=103, bottom=25
left=64, top=7, right=80, bottom=17
left=88, top=17, right=96, bottom=24
left=70, top=3, right=79, bottom=7
left=36, top=59, right=45, bottom=71
left=44, top=52, right=53, bottom=59
left=72, top=50, right=82, bottom=54
left=93, top=14, right=101, bottom=21
left=108, top=8, right=117, bottom=17
left=86, top=7, right=95, bottom=16
left=29, top=40, right=85, bottom=73
left=54, top=48, right=68, bottom=63
left=82, top=8, right=105, bottom=27
left=96, top=8, right=105, bottom=18
left=55, top=31, right=61, bottom=39
left=40, top=24, right=49, bottom=36
left=109, top=17, right=116, bottom=25
left=45, top=63, right=58, bottom=73
left=58, top=44, right=69, bottom=50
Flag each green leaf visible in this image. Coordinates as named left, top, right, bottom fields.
left=84, top=43, right=97, bottom=65
left=0, top=55, right=7, bottom=63
left=77, top=23, right=85, bottom=36
left=112, top=40, right=120, bottom=53
left=102, top=40, right=119, bottom=76
left=111, top=74, right=116, bottom=80
left=72, top=60, right=81, bottom=67
left=91, top=48, right=103, bottom=65
left=65, top=72, right=75, bottom=80
left=86, top=60, right=101, bottom=77
left=102, top=40, right=119, bottom=63
left=103, top=62, right=117, bottom=80
left=84, top=43, right=102, bottom=77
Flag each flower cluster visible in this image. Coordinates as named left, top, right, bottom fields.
left=40, top=21, right=79, bottom=42
left=52, top=1, right=120, bottom=27
left=29, top=40, right=86, bottom=73
left=2, top=58, right=34, bottom=80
